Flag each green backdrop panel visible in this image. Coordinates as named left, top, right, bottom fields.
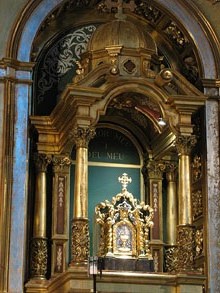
left=88, top=128, right=140, bottom=164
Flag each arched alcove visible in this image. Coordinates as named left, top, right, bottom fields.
left=2, top=1, right=220, bottom=292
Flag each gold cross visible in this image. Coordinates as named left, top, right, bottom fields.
left=118, top=173, right=132, bottom=190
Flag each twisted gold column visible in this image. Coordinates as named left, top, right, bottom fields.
left=30, top=154, right=51, bottom=279
left=175, top=135, right=196, bottom=272
left=70, top=126, right=95, bottom=265
left=164, top=164, right=178, bottom=273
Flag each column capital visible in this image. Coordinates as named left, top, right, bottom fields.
left=52, top=155, right=72, bottom=173
left=70, top=126, right=96, bottom=148
left=175, top=135, right=197, bottom=156
left=146, top=160, right=166, bottom=179
left=165, top=162, right=178, bottom=182
left=34, top=153, right=52, bottom=172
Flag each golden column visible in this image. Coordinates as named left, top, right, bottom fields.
left=51, top=155, right=71, bottom=275
left=175, top=135, right=197, bottom=272
left=164, top=163, right=178, bottom=272
left=70, top=126, right=95, bottom=265
left=30, top=153, right=51, bottom=279
left=146, top=159, right=165, bottom=272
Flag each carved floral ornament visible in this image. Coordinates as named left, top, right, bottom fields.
left=95, top=173, right=154, bottom=259
left=70, top=126, right=96, bottom=148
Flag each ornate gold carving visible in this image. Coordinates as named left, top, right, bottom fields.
left=153, top=250, right=159, bottom=272
left=177, top=225, right=194, bottom=271
left=164, top=246, right=178, bottom=273
left=175, top=135, right=197, bottom=155
left=71, top=126, right=96, bottom=148
left=98, top=0, right=135, bottom=14
left=71, top=218, right=89, bottom=263
left=95, top=174, right=154, bottom=259
left=195, top=228, right=204, bottom=258
left=135, top=2, right=161, bottom=23
left=52, top=155, right=72, bottom=173
left=56, top=246, right=63, bottom=272
left=192, top=155, right=202, bottom=182
left=146, top=160, right=166, bottom=179
left=30, top=238, right=48, bottom=278
left=34, top=153, right=52, bottom=172
left=152, top=183, right=159, bottom=212
left=164, top=22, right=188, bottom=48
left=73, top=59, right=89, bottom=83
left=192, top=190, right=203, bottom=219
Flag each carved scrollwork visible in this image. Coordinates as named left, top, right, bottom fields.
left=164, top=22, right=188, bottom=49
left=192, top=155, right=202, bottom=182
left=30, top=238, right=48, bottom=278
left=177, top=225, right=194, bottom=271
left=146, top=160, right=166, bottom=179
left=135, top=2, right=161, bottom=23
left=195, top=228, right=204, bottom=258
left=34, top=153, right=52, bottom=172
left=175, top=135, right=197, bottom=156
left=71, top=219, right=89, bottom=262
left=164, top=246, right=178, bottom=273
left=95, top=174, right=154, bottom=259
left=192, top=190, right=203, bottom=219
left=52, top=155, right=72, bottom=172
left=70, top=126, right=96, bottom=148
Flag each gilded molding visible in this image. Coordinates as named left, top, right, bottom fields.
left=30, top=238, right=48, bottom=278
left=177, top=225, right=194, bottom=271
left=175, top=135, right=197, bottom=155
left=70, top=126, right=96, bottom=148
left=71, top=218, right=89, bottom=263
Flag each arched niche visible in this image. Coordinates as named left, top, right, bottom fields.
left=2, top=0, right=220, bottom=292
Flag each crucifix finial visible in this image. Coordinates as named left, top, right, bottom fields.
left=118, top=173, right=132, bottom=191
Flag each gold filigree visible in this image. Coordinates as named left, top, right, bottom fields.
left=164, top=22, right=188, bottom=48
left=192, top=155, right=202, bottom=182
left=95, top=174, right=154, bottom=259
left=192, top=190, right=203, bottom=219
left=153, top=251, right=159, bottom=272
left=175, top=135, right=197, bottom=155
left=70, top=126, right=96, bottom=148
left=195, top=229, right=204, bottom=258
left=30, top=238, right=48, bottom=278
left=71, top=219, right=89, bottom=263
left=164, top=246, right=178, bottom=273
left=52, top=155, right=72, bottom=172
left=146, top=160, right=166, bottom=179
left=56, top=246, right=63, bottom=271
left=177, top=225, right=194, bottom=271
